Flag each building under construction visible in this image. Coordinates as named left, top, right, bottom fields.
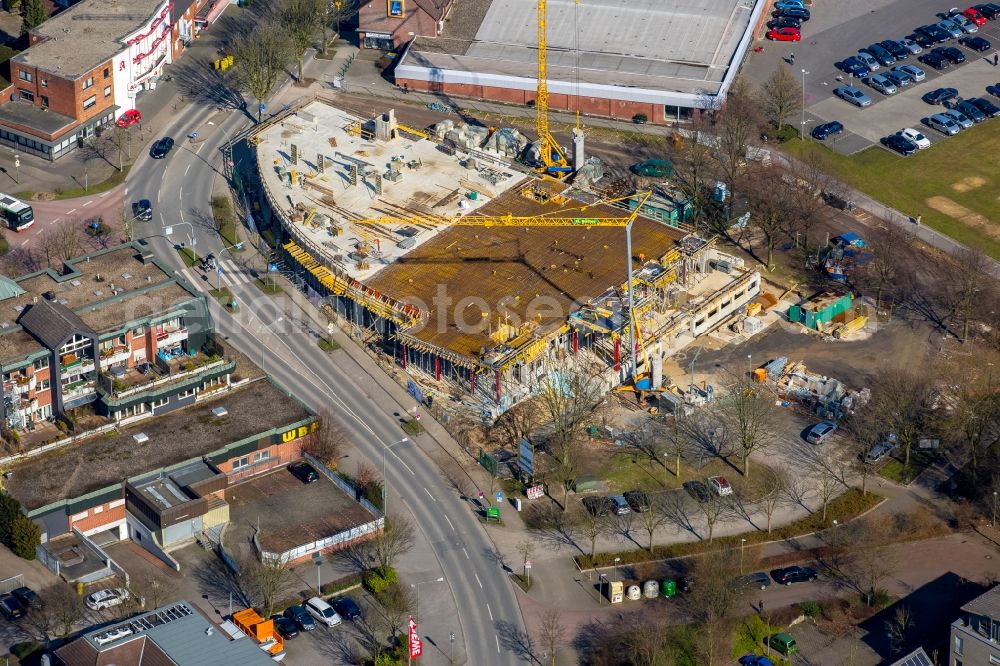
left=251, top=98, right=760, bottom=417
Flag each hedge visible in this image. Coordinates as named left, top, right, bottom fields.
left=575, top=488, right=884, bottom=569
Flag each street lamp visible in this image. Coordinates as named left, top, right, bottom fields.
left=207, top=120, right=237, bottom=182
left=740, top=537, right=747, bottom=574
left=993, top=491, right=998, bottom=528
left=598, top=573, right=608, bottom=605
left=164, top=221, right=199, bottom=265
left=800, top=69, right=810, bottom=140
left=214, top=242, right=245, bottom=291
left=409, top=576, right=444, bottom=623
left=312, top=552, right=325, bottom=595
left=381, top=437, right=409, bottom=515
left=256, top=316, right=284, bottom=374
left=613, top=556, right=621, bottom=581
left=13, top=153, right=19, bottom=184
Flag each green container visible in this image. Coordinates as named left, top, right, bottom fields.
left=468, top=191, right=478, bottom=200
left=661, top=579, right=677, bottom=597
left=486, top=506, right=501, bottom=521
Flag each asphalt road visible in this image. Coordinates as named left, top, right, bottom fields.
left=125, top=98, right=527, bottom=664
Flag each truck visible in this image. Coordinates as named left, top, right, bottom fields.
left=231, top=608, right=286, bottom=662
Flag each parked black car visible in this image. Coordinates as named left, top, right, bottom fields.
left=583, top=496, right=613, bottom=516
left=968, top=96, right=1000, bottom=117
left=732, top=572, right=772, bottom=591
left=879, top=39, right=910, bottom=60
left=272, top=615, right=300, bottom=640
left=975, top=3, right=1000, bottom=20
left=11, top=587, right=38, bottom=607
left=923, top=87, right=960, bottom=104
left=909, top=31, right=936, bottom=48
left=864, top=43, right=896, bottom=66
left=774, top=6, right=809, bottom=20
left=288, top=461, right=319, bottom=483
left=771, top=566, right=819, bottom=585
left=683, top=481, right=710, bottom=503
left=811, top=121, right=844, bottom=140
left=916, top=24, right=951, bottom=43
left=150, top=136, right=174, bottom=159
left=0, top=594, right=25, bottom=620
left=953, top=99, right=988, bottom=122
left=332, top=596, right=363, bottom=621
left=623, top=490, right=650, bottom=513
left=960, top=35, right=993, bottom=51
left=932, top=46, right=966, bottom=63
left=284, top=604, right=317, bottom=631
left=920, top=52, right=951, bottom=69
left=881, top=134, right=918, bottom=155
left=767, top=16, right=802, bottom=30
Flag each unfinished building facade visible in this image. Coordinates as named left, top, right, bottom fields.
left=251, top=98, right=760, bottom=418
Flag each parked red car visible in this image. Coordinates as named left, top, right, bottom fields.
left=115, top=109, right=142, bottom=128
left=767, top=27, right=801, bottom=42
left=963, top=7, right=988, bottom=24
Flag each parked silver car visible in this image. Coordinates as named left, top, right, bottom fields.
left=943, top=108, right=973, bottom=129
left=805, top=421, right=838, bottom=444
left=863, top=74, right=897, bottom=95
left=928, top=112, right=961, bottom=135
left=834, top=85, right=873, bottom=107
left=937, top=19, right=964, bottom=38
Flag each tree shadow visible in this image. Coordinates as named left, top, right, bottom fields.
left=189, top=555, right=255, bottom=613
left=495, top=619, right=538, bottom=664
left=173, top=55, right=252, bottom=121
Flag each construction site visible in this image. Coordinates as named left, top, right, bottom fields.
left=250, top=96, right=759, bottom=418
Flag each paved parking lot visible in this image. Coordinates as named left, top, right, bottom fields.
left=746, top=0, right=1000, bottom=152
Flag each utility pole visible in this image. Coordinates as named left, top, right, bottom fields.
left=800, top=69, right=809, bottom=140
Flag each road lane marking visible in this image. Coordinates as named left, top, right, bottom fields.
left=495, top=635, right=500, bottom=653
left=445, top=515, right=454, bottom=531
left=179, top=208, right=185, bottom=224
left=20, top=239, right=28, bottom=246
left=157, top=189, right=162, bottom=202
left=387, top=446, right=415, bottom=476
left=462, top=547, right=470, bottom=560
left=486, top=603, right=493, bottom=621
left=66, top=209, right=76, bottom=215
left=184, top=164, right=191, bottom=177
left=179, top=188, right=183, bottom=201
left=81, top=200, right=93, bottom=207
left=423, top=487, right=436, bottom=502
left=475, top=572, right=483, bottom=589
left=99, top=192, right=109, bottom=198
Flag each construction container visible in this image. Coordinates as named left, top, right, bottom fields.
left=753, top=368, right=768, bottom=383
left=610, top=581, right=624, bottom=603
left=746, top=302, right=762, bottom=317
left=468, top=191, right=478, bottom=200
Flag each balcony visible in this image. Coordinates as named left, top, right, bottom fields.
left=61, top=355, right=95, bottom=375
left=97, top=352, right=235, bottom=406
left=62, top=380, right=97, bottom=409
left=156, top=326, right=188, bottom=350
left=99, top=347, right=131, bottom=369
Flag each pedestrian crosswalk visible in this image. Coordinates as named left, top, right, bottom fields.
left=181, top=257, right=252, bottom=290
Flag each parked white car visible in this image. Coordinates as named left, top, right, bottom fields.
left=899, top=127, right=931, bottom=149
left=708, top=475, right=734, bottom=496
left=85, top=588, right=130, bottom=611
left=305, top=597, right=342, bottom=627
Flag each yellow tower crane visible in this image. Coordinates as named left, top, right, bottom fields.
left=535, top=0, right=572, bottom=176
left=358, top=191, right=655, bottom=382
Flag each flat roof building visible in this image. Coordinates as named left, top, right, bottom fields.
left=394, top=0, right=768, bottom=124
left=55, top=601, right=276, bottom=666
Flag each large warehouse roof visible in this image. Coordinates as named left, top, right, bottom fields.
left=397, top=0, right=763, bottom=105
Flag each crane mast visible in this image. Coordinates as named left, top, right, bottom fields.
left=536, top=0, right=570, bottom=174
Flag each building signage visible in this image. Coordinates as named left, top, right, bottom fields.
left=279, top=421, right=319, bottom=443
left=517, top=438, right=534, bottom=476
left=367, top=31, right=393, bottom=39
left=388, top=0, right=404, bottom=18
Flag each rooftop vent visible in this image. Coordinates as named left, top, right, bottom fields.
left=133, top=433, right=149, bottom=444
left=212, top=407, right=228, bottom=417
left=140, top=252, right=155, bottom=264
left=71, top=280, right=81, bottom=287
left=43, top=291, right=55, bottom=301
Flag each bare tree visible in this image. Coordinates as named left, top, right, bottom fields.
left=838, top=521, right=899, bottom=606
left=859, top=224, right=915, bottom=309
left=870, top=368, right=932, bottom=469
left=241, top=554, right=296, bottom=617
left=368, top=513, right=415, bottom=576
left=712, top=78, right=763, bottom=199
left=537, top=362, right=603, bottom=508
left=577, top=506, right=611, bottom=559
left=951, top=387, right=1000, bottom=489
left=43, top=584, right=87, bottom=638
left=685, top=549, right=740, bottom=666
left=813, top=461, right=844, bottom=522
left=623, top=421, right=669, bottom=473
left=492, top=399, right=542, bottom=450
left=948, top=248, right=994, bottom=343
left=740, top=163, right=795, bottom=271
left=885, top=605, right=914, bottom=656
left=516, top=540, right=536, bottom=580
left=755, top=467, right=788, bottom=533
left=302, top=411, right=347, bottom=469
left=101, top=125, right=132, bottom=171
left=716, top=378, right=777, bottom=477
left=376, top=582, right=415, bottom=640
left=538, top=611, right=566, bottom=666
left=281, top=0, right=322, bottom=81
left=758, top=64, right=801, bottom=133
left=664, top=127, right=716, bottom=230
left=319, top=0, right=358, bottom=52
left=698, top=491, right=729, bottom=543
left=232, top=21, right=291, bottom=122
left=638, top=495, right=669, bottom=552
left=841, top=407, right=883, bottom=496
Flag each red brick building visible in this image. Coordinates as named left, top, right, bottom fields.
left=357, top=0, right=454, bottom=50
left=0, top=0, right=212, bottom=159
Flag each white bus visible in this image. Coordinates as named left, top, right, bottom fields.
left=0, top=193, right=34, bottom=232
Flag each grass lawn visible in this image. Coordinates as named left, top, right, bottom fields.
left=317, top=337, right=341, bottom=352
left=209, top=287, right=237, bottom=312
left=254, top=277, right=283, bottom=294
left=601, top=450, right=766, bottom=497
left=52, top=164, right=131, bottom=200
left=782, top=135, right=1000, bottom=260
left=211, top=196, right=243, bottom=250
left=177, top=247, right=198, bottom=266
left=878, top=449, right=937, bottom=485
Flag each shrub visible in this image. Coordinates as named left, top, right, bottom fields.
left=632, top=113, right=649, bottom=124
left=11, top=640, right=39, bottom=659
left=363, top=567, right=398, bottom=594
left=10, top=513, right=40, bottom=559
left=798, top=600, right=821, bottom=618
